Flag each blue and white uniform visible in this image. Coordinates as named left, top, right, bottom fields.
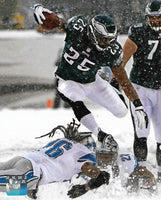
left=0, top=138, right=96, bottom=191
left=23, top=138, right=96, bottom=186
left=117, top=153, right=138, bottom=187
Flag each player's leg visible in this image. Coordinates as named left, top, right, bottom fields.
left=56, top=77, right=116, bottom=147
left=151, top=89, right=161, bottom=182
left=0, top=157, right=38, bottom=192
left=57, top=77, right=100, bottom=135
left=130, top=84, right=152, bottom=168
left=53, top=79, right=61, bottom=108
left=86, top=74, right=128, bottom=118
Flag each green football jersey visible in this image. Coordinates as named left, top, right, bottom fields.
left=55, top=15, right=122, bottom=84
left=128, top=23, right=161, bottom=89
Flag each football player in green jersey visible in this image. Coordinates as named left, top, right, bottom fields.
left=33, top=5, right=148, bottom=152
left=122, top=0, right=161, bottom=182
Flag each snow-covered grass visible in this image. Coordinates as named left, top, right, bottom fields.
left=0, top=107, right=160, bottom=200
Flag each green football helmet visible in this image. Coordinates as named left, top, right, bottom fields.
left=88, top=15, right=117, bottom=51
left=145, top=0, right=161, bottom=31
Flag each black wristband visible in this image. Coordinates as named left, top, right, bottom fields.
left=133, top=99, right=142, bottom=108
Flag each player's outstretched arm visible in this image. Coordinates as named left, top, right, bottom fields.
left=111, top=65, right=148, bottom=130
left=122, top=38, right=138, bottom=68
left=67, top=163, right=110, bottom=198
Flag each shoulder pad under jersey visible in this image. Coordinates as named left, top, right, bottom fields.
left=65, top=15, right=88, bottom=33
left=128, top=23, right=146, bottom=43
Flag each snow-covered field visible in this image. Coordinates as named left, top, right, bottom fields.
left=0, top=106, right=160, bottom=200
left=0, top=31, right=160, bottom=200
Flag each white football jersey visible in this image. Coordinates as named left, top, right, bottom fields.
left=23, top=138, right=96, bottom=186
left=117, top=153, right=138, bottom=187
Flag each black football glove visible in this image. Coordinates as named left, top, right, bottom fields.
left=67, top=185, right=87, bottom=199
left=67, top=171, right=110, bottom=198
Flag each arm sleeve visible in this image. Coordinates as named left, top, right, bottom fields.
left=128, top=24, right=143, bottom=46
left=76, top=153, right=97, bottom=170
left=64, top=15, right=88, bottom=39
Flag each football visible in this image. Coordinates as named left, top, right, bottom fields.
left=41, top=12, right=59, bottom=31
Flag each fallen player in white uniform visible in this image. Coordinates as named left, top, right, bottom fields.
left=95, top=140, right=157, bottom=194
left=0, top=119, right=157, bottom=199
left=0, top=120, right=109, bottom=199
left=66, top=121, right=157, bottom=197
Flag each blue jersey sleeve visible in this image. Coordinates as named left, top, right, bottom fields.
left=78, top=153, right=97, bottom=165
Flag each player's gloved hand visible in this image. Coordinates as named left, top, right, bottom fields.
left=67, top=185, right=87, bottom=198
left=33, top=4, right=52, bottom=24
left=133, top=99, right=149, bottom=129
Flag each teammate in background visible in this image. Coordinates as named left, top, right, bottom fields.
left=33, top=5, right=148, bottom=151
left=122, top=0, right=161, bottom=182
left=0, top=120, right=110, bottom=199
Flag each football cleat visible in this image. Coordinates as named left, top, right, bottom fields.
left=96, top=131, right=119, bottom=169
left=103, top=134, right=118, bottom=152
left=98, top=130, right=118, bottom=151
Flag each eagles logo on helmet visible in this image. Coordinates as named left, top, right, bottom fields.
left=145, top=0, right=161, bottom=32
left=88, top=15, right=117, bottom=51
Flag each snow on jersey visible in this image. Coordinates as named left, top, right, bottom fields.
left=117, top=153, right=138, bottom=187
left=55, top=15, right=123, bottom=84
left=23, top=138, right=96, bottom=185
left=128, top=23, right=161, bottom=89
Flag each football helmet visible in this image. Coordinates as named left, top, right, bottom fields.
left=96, top=140, right=119, bottom=169
left=79, top=134, right=96, bottom=153
left=145, top=1, right=161, bottom=32
left=88, top=15, right=117, bottom=51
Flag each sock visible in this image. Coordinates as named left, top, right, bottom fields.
left=80, top=113, right=99, bottom=136
left=138, top=161, right=146, bottom=168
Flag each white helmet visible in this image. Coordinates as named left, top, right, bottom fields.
left=96, top=140, right=119, bottom=169
left=79, top=134, right=96, bottom=153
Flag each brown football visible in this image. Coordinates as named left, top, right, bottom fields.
left=41, top=12, right=59, bottom=31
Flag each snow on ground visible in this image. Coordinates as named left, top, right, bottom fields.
left=0, top=106, right=160, bottom=200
